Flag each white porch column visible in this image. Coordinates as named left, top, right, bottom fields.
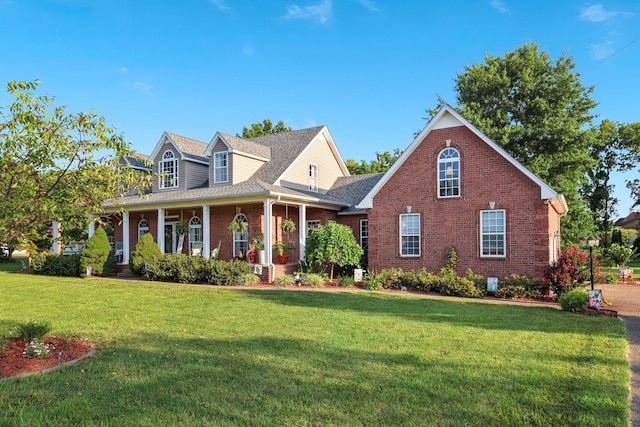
left=157, top=208, right=165, bottom=254
left=202, top=205, right=211, bottom=259
left=51, top=220, right=60, bottom=255
left=88, top=215, right=95, bottom=238
left=263, top=199, right=273, bottom=266
left=122, top=212, right=130, bottom=264
left=299, top=204, right=307, bottom=260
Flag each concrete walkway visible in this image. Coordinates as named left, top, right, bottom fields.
left=600, top=283, right=640, bottom=427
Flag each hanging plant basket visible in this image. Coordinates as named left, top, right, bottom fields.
left=280, top=218, right=296, bottom=233
left=175, top=222, right=190, bottom=235
left=228, top=217, right=248, bottom=234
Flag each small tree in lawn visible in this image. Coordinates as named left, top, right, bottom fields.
left=80, top=227, right=113, bottom=276
left=305, top=223, right=363, bottom=281
left=130, top=232, right=162, bottom=275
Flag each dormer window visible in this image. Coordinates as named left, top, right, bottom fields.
left=214, top=152, right=228, bottom=183
left=309, top=163, right=318, bottom=192
left=438, top=148, right=460, bottom=197
left=159, top=150, right=178, bottom=189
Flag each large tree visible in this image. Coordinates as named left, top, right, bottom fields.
left=452, top=43, right=598, bottom=244
left=345, top=149, right=403, bottom=175
left=0, top=80, right=147, bottom=248
left=239, top=119, right=292, bottom=138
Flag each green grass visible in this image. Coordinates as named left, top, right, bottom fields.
left=0, top=273, right=630, bottom=426
left=602, top=259, right=640, bottom=280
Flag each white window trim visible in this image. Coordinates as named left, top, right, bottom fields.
left=214, top=151, right=229, bottom=184
left=306, top=219, right=320, bottom=237
left=189, top=216, right=202, bottom=254
left=309, top=163, right=318, bottom=192
left=159, top=150, right=179, bottom=189
left=399, top=213, right=420, bottom=257
left=138, top=219, right=149, bottom=241
left=232, top=214, right=248, bottom=256
left=360, top=219, right=369, bottom=248
left=480, top=209, right=506, bottom=258
left=437, top=148, right=460, bottom=199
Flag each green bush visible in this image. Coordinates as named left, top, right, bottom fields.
left=558, top=288, right=589, bottom=312
left=32, top=253, right=81, bottom=277
left=236, top=273, right=259, bottom=285
left=374, top=268, right=404, bottom=289
left=602, top=272, right=620, bottom=284
left=399, top=268, right=438, bottom=292
left=606, top=243, right=635, bottom=267
left=362, top=274, right=383, bottom=290
left=130, top=233, right=162, bottom=275
left=337, top=275, right=355, bottom=287
left=300, top=273, right=324, bottom=287
left=438, top=276, right=483, bottom=298
left=143, top=256, right=253, bottom=285
left=80, top=227, right=113, bottom=276
left=497, top=274, right=545, bottom=299
left=274, top=274, right=295, bottom=286
left=14, top=320, right=51, bottom=341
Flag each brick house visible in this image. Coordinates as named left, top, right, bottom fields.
left=357, top=105, right=568, bottom=278
left=96, top=104, right=566, bottom=281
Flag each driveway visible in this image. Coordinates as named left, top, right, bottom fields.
left=600, top=283, right=640, bottom=427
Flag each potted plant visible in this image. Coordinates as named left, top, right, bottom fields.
left=273, top=240, right=295, bottom=264
left=251, top=236, right=265, bottom=264
left=228, top=217, right=248, bottom=234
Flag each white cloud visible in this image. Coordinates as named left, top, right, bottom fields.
left=285, top=0, right=332, bottom=24
left=590, top=40, right=615, bottom=60
left=119, top=67, right=128, bottom=73
left=209, top=0, right=228, bottom=11
left=490, top=0, right=508, bottom=13
left=305, top=118, right=318, bottom=127
left=358, top=0, right=378, bottom=12
left=580, top=4, right=617, bottom=22
left=134, top=81, right=153, bottom=95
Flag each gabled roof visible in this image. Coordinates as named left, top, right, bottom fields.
left=148, top=132, right=209, bottom=165
left=247, top=126, right=341, bottom=184
left=205, top=132, right=271, bottom=161
left=615, top=212, right=639, bottom=229
left=357, top=104, right=567, bottom=211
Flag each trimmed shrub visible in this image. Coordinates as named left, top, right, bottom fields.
left=374, top=268, right=404, bottom=289
left=362, top=274, right=383, bottom=290
left=496, top=274, right=545, bottom=299
left=80, top=227, right=112, bottom=276
left=130, top=233, right=162, bottom=276
left=544, top=246, right=592, bottom=296
left=399, top=268, right=439, bottom=292
left=32, top=253, right=81, bottom=277
left=559, top=288, right=589, bottom=312
left=438, top=276, right=483, bottom=298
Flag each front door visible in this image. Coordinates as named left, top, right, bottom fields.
left=164, top=223, right=176, bottom=254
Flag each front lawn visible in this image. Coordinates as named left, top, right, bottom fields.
left=0, top=273, right=629, bottom=426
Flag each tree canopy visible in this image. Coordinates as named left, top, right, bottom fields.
left=345, top=149, right=403, bottom=175
left=304, top=223, right=363, bottom=280
left=0, top=80, right=148, bottom=247
left=239, top=119, right=292, bottom=139
left=450, top=43, right=601, bottom=244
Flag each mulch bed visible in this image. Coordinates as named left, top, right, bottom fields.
left=0, top=337, right=95, bottom=380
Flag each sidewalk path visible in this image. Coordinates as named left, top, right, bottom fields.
left=600, top=283, right=640, bottom=427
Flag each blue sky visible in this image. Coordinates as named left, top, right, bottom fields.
left=1, top=0, right=638, bottom=217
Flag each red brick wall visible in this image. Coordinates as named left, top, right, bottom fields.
left=368, top=125, right=554, bottom=279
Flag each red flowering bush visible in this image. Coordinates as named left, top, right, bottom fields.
left=544, top=246, right=597, bottom=296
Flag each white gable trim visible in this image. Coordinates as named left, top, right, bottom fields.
left=357, top=105, right=562, bottom=209
left=149, top=132, right=209, bottom=166
left=204, top=132, right=231, bottom=156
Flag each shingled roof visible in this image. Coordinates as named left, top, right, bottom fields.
left=165, top=132, right=209, bottom=163
left=327, top=173, right=385, bottom=212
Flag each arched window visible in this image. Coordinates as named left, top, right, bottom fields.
left=438, top=148, right=460, bottom=197
left=138, top=219, right=149, bottom=241
left=189, top=216, right=202, bottom=255
left=159, top=150, right=178, bottom=189
left=232, top=213, right=248, bottom=257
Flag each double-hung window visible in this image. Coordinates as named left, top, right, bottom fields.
left=214, top=152, right=228, bottom=183
left=438, top=148, right=460, bottom=197
left=480, top=210, right=506, bottom=257
left=360, top=219, right=369, bottom=248
left=309, top=163, right=318, bottom=192
left=400, top=213, right=420, bottom=256
left=159, top=150, right=178, bottom=189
